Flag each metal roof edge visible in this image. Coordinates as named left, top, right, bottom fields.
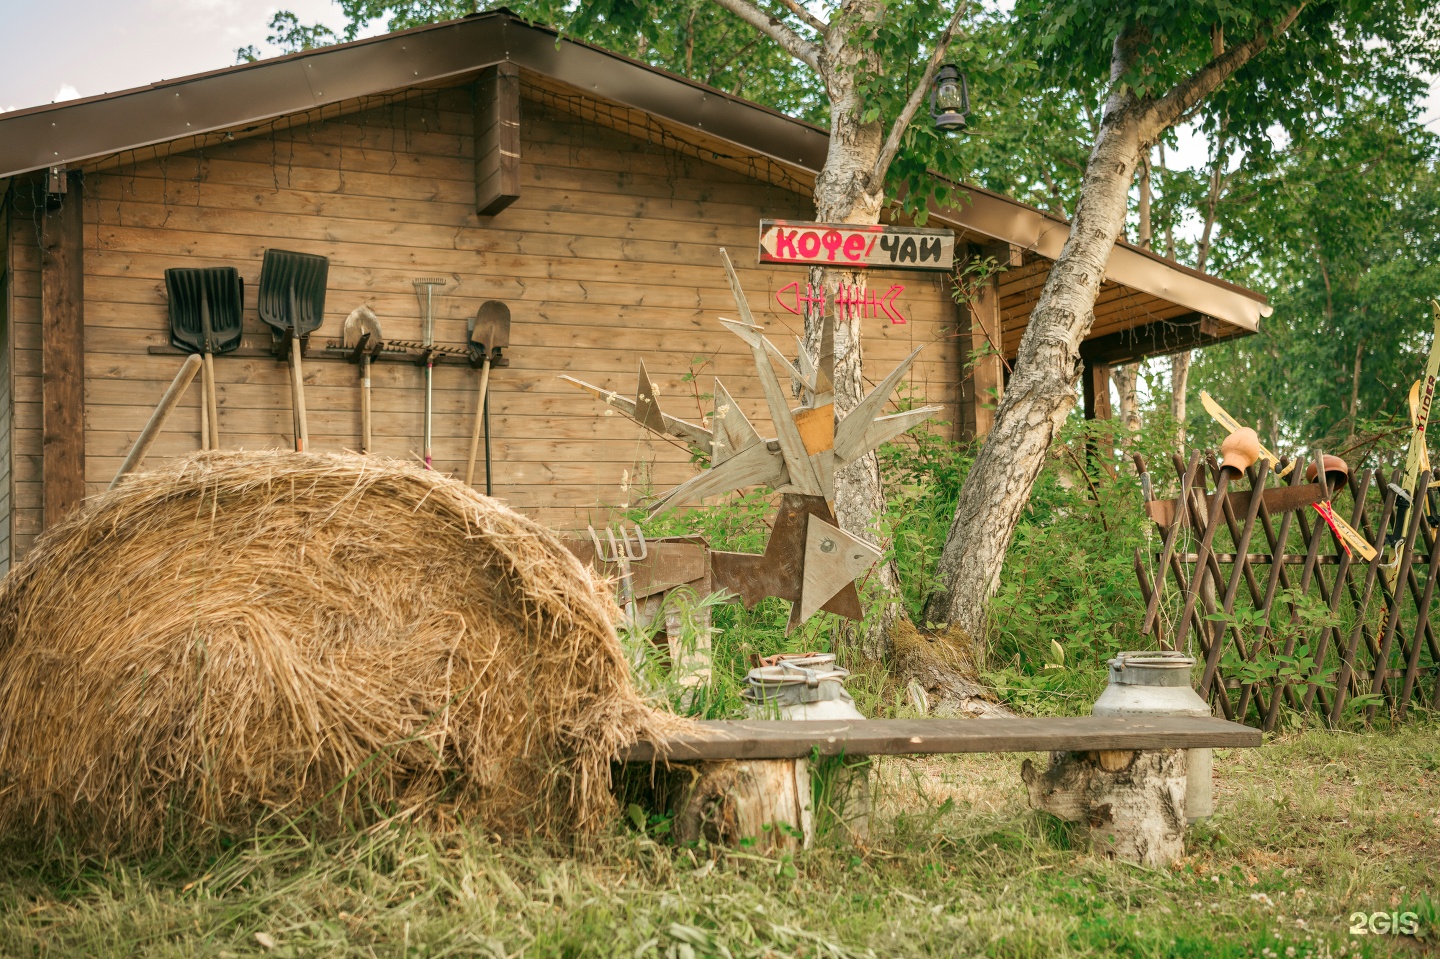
left=0, top=15, right=516, bottom=178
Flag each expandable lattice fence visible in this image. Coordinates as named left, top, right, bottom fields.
left=1133, top=450, right=1440, bottom=730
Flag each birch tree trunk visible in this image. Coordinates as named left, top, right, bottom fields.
left=1170, top=351, right=1192, bottom=449
left=706, top=0, right=965, bottom=670
left=1115, top=152, right=1152, bottom=434
left=925, top=10, right=1302, bottom=639
left=806, top=24, right=897, bottom=662
left=923, top=34, right=1147, bottom=633
left=1173, top=128, right=1227, bottom=448
left=1114, top=364, right=1142, bottom=432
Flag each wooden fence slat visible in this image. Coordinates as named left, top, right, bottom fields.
left=1398, top=518, right=1440, bottom=717
left=1140, top=450, right=1201, bottom=637
left=1215, top=459, right=1268, bottom=606
left=1366, top=469, right=1430, bottom=722
left=1348, top=468, right=1440, bottom=678
left=1294, top=466, right=1375, bottom=718
left=1203, top=457, right=1272, bottom=717
left=1257, top=452, right=1333, bottom=729
left=1327, top=478, right=1400, bottom=723
left=1213, top=457, right=1271, bottom=721
left=1177, top=458, right=1243, bottom=719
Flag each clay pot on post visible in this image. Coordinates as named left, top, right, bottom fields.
left=1219, top=427, right=1262, bottom=476
left=1305, top=454, right=1350, bottom=493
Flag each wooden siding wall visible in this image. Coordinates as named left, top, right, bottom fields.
left=0, top=194, right=12, bottom=572
left=4, top=84, right=962, bottom=554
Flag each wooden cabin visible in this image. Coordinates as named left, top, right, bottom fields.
left=0, top=10, right=1269, bottom=570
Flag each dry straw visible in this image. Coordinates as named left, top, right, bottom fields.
left=0, top=451, right=673, bottom=853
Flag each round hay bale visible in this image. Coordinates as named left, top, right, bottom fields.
left=0, top=451, right=670, bottom=852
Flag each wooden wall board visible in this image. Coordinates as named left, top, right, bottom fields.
left=75, top=86, right=463, bottom=177
left=0, top=196, right=12, bottom=573
left=956, top=247, right=1003, bottom=439
left=2, top=91, right=963, bottom=557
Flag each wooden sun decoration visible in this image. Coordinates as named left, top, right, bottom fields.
left=563, top=248, right=941, bottom=631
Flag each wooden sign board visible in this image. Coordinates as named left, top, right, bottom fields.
left=758, top=220, right=954, bottom=272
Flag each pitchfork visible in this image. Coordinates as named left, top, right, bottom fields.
left=588, top=525, right=648, bottom=623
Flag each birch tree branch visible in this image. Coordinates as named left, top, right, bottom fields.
left=869, top=2, right=969, bottom=187
left=776, top=0, right=828, bottom=34
left=1140, top=4, right=1307, bottom=142
left=707, top=0, right=823, bottom=73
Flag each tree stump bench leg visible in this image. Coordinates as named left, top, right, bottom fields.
left=663, top=759, right=811, bottom=851
left=1022, top=748, right=1187, bottom=866
left=653, top=756, right=871, bottom=850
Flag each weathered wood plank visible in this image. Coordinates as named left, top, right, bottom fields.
left=1083, top=360, right=1111, bottom=421
left=959, top=246, right=1003, bottom=438
left=88, top=162, right=800, bottom=227
left=39, top=175, right=85, bottom=527
left=621, top=716, right=1261, bottom=763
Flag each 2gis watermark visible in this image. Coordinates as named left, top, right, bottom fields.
left=1347, top=910, right=1422, bottom=937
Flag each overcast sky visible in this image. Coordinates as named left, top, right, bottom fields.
left=2, top=0, right=1433, bottom=175
left=0, top=0, right=365, bottom=112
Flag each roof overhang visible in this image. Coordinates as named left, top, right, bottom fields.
left=0, top=10, right=1269, bottom=334
left=926, top=185, right=1267, bottom=332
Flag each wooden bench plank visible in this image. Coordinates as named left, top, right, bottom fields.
left=621, top=716, right=1261, bottom=762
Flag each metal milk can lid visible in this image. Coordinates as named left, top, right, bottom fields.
left=1106, top=649, right=1197, bottom=687
left=743, top=653, right=850, bottom=705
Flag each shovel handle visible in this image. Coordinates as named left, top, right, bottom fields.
left=423, top=357, right=434, bottom=469
left=199, top=371, right=210, bottom=452
left=464, top=357, right=492, bottom=487
left=203, top=351, right=220, bottom=449
left=113, top=354, right=203, bottom=488
left=291, top=332, right=309, bottom=452
left=360, top=353, right=372, bottom=454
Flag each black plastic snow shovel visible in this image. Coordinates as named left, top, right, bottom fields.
left=165, top=266, right=243, bottom=451
left=258, top=249, right=329, bottom=452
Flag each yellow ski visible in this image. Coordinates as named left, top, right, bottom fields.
left=1198, top=391, right=1287, bottom=474
left=1401, top=300, right=1440, bottom=497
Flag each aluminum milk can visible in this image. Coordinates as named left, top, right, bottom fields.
left=1092, top=650, right=1214, bottom=821
left=742, top=653, right=865, bottom=722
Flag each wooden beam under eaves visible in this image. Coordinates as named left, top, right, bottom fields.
left=474, top=63, right=521, bottom=217
left=1083, top=361, right=1112, bottom=421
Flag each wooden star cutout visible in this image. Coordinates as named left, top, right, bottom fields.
left=711, top=493, right=879, bottom=632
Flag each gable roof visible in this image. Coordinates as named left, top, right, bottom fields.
left=0, top=9, right=1269, bottom=336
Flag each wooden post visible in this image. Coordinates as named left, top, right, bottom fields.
left=474, top=63, right=521, bottom=217
left=958, top=244, right=1005, bottom=439
left=1083, top=361, right=1112, bottom=420
left=39, top=172, right=85, bottom=527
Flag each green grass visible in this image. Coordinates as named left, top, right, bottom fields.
left=0, top=723, right=1434, bottom=958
